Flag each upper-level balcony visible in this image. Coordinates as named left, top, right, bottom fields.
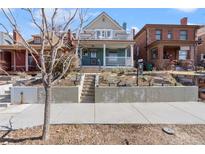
left=79, top=30, right=133, bottom=41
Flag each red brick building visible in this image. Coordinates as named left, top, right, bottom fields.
left=134, top=18, right=200, bottom=70
left=0, top=31, right=75, bottom=74
left=0, top=32, right=43, bottom=73
left=196, top=26, right=205, bottom=65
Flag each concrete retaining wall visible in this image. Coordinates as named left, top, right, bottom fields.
left=95, top=86, right=198, bottom=103
left=11, top=87, right=38, bottom=104
left=11, top=86, right=79, bottom=104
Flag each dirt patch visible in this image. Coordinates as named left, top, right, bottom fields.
left=99, top=71, right=179, bottom=87
left=1, top=124, right=205, bottom=145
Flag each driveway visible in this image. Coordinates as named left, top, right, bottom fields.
left=1, top=102, right=205, bottom=130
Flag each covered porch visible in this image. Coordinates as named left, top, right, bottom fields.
left=147, top=41, right=196, bottom=70
left=79, top=40, right=134, bottom=68
left=0, top=45, right=39, bottom=73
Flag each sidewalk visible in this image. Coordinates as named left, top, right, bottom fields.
left=1, top=102, right=205, bottom=130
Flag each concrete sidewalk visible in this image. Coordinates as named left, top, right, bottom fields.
left=1, top=102, right=205, bottom=130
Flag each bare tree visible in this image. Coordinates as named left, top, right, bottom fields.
left=0, top=8, right=88, bottom=141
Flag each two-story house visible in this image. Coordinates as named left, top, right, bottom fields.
left=196, top=26, right=205, bottom=65
left=78, top=12, right=135, bottom=67
left=0, top=31, right=75, bottom=74
left=0, top=32, right=13, bottom=72
left=134, top=17, right=200, bottom=70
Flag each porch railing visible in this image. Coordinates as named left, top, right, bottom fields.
left=105, top=57, right=132, bottom=66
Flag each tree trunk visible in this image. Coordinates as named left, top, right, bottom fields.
left=42, top=83, right=52, bottom=141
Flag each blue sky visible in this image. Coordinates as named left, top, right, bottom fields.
left=0, top=8, right=205, bottom=39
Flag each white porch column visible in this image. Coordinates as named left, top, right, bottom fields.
left=125, top=49, right=128, bottom=66
left=103, top=44, right=106, bottom=66
left=130, top=44, right=134, bottom=67
left=190, top=45, right=195, bottom=61
left=25, top=50, right=28, bottom=71
left=125, top=49, right=127, bottom=57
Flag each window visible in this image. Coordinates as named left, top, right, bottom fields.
left=34, top=37, right=41, bottom=44
left=91, top=51, right=96, bottom=58
left=95, top=30, right=112, bottom=39
left=167, top=31, right=173, bottom=40
left=96, top=31, right=101, bottom=39
left=155, top=30, right=162, bottom=40
left=180, top=30, right=188, bottom=40
left=107, top=31, right=111, bottom=38
left=150, top=48, right=158, bottom=59
left=82, top=50, right=88, bottom=56
left=179, top=50, right=188, bottom=60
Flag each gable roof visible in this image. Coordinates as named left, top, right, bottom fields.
left=83, top=12, right=124, bottom=30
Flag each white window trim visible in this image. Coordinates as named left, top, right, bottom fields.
left=95, top=29, right=113, bottom=39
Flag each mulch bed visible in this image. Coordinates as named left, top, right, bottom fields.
left=1, top=124, right=205, bottom=145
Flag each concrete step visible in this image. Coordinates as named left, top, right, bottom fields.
left=0, top=94, right=11, bottom=103
left=83, top=85, right=95, bottom=89
left=4, top=90, right=11, bottom=94
left=85, top=76, right=95, bottom=78
left=84, top=79, right=95, bottom=82
left=84, top=77, right=95, bottom=80
left=81, top=95, right=94, bottom=100
left=0, top=103, right=10, bottom=108
left=80, top=99, right=95, bottom=103
left=81, top=93, right=94, bottom=97
left=83, top=81, right=95, bottom=84
left=0, top=94, right=10, bottom=98
left=83, top=86, right=95, bottom=90
left=82, top=89, right=94, bottom=93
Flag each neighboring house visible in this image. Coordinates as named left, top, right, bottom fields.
left=0, top=32, right=13, bottom=71
left=0, top=31, right=75, bottom=73
left=196, top=26, right=205, bottom=65
left=78, top=12, right=135, bottom=67
left=0, top=31, right=41, bottom=72
left=134, top=17, right=200, bottom=70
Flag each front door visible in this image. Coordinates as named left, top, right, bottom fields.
left=82, top=50, right=90, bottom=65
left=90, top=51, right=97, bottom=65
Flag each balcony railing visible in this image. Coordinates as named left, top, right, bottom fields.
left=105, top=57, right=132, bottom=66
left=79, top=33, right=133, bottom=40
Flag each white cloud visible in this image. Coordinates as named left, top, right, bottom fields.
left=175, top=8, right=198, bottom=13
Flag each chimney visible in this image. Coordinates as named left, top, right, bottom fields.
left=180, top=17, right=188, bottom=25
left=122, top=22, right=127, bottom=31
left=13, top=30, right=21, bottom=44
left=132, top=28, right=136, bottom=38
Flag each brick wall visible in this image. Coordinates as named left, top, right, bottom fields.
left=147, top=26, right=196, bottom=44
left=134, top=30, right=147, bottom=62
left=11, top=50, right=26, bottom=71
